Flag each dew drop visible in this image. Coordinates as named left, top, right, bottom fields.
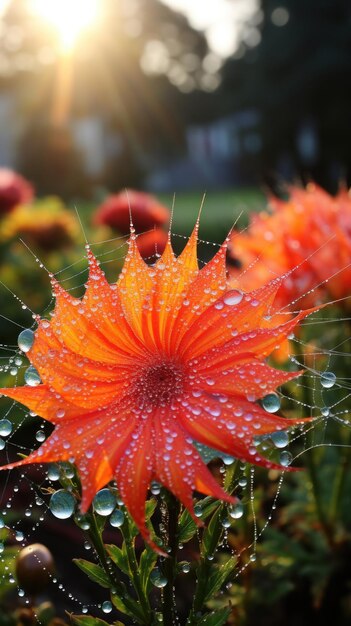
left=74, top=514, right=90, bottom=530
left=47, top=464, right=60, bottom=481
left=93, top=489, right=116, bottom=516
left=102, top=600, right=112, bottom=614
left=49, top=490, right=75, bottom=519
left=229, top=502, right=244, bottom=519
left=321, top=406, right=330, bottom=417
left=320, top=371, right=336, bottom=389
left=262, top=393, right=280, bottom=413
left=280, top=451, right=293, bottom=467
left=223, top=290, right=243, bottom=306
left=0, top=438, right=5, bottom=451
left=271, top=431, right=289, bottom=449
left=110, top=509, right=124, bottom=528
left=0, top=419, right=12, bottom=437
left=24, top=366, right=41, bottom=387
left=35, top=430, right=46, bottom=442
left=17, top=329, right=34, bottom=352
left=181, top=562, right=190, bottom=573
left=194, top=504, right=203, bottom=518
left=150, top=568, right=168, bottom=588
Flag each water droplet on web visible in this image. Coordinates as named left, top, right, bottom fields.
left=280, top=451, right=293, bottom=467
left=0, top=439, right=5, bottom=451
left=262, top=393, right=281, bottom=413
left=229, top=502, right=244, bottom=519
left=320, top=371, right=336, bottom=389
left=17, top=329, right=34, bottom=352
left=24, top=366, right=41, bottom=387
left=110, top=509, right=124, bottom=528
left=271, top=431, right=289, bottom=449
left=47, top=464, right=60, bottom=481
left=102, top=600, right=112, bottom=614
left=35, top=430, right=46, bottom=442
left=221, top=517, right=231, bottom=528
left=93, top=489, right=116, bottom=516
left=49, top=490, right=75, bottom=519
left=238, top=477, right=247, bottom=487
left=223, top=290, right=243, bottom=306
left=321, top=406, right=330, bottom=417
left=181, top=562, right=190, bottom=573
left=150, top=568, right=168, bottom=588
left=0, top=419, right=12, bottom=437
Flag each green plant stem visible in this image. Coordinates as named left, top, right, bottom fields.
left=186, top=504, right=224, bottom=625
left=161, top=491, right=180, bottom=625
left=329, top=428, right=351, bottom=525
left=121, top=522, right=152, bottom=623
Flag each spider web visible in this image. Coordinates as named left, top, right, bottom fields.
left=0, top=215, right=350, bottom=623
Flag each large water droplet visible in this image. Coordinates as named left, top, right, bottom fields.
left=320, top=371, right=336, bottom=389
left=93, top=489, right=116, bottom=516
left=49, top=490, right=75, bottom=519
left=223, top=290, right=243, bottom=306
left=0, top=419, right=12, bottom=437
left=262, top=393, right=281, bottom=413
left=229, top=502, right=244, bottom=519
left=271, top=431, right=289, bottom=449
left=280, top=451, right=293, bottom=467
left=18, top=329, right=34, bottom=352
left=102, top=600, right=112, bottom=614
left=150, top=568, right=168, bottom=588
left=47, top=464, right=60, bottom=481
left=24, top=366, right=41, bottom=387
left=35, top=430, right=46, bottom=442
left=110, top=509, right=124, bottom=528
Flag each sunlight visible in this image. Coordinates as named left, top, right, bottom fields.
left=32, top=0, right=99, bottom=51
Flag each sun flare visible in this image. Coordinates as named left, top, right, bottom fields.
left=32, top=0, right=99, bottom=51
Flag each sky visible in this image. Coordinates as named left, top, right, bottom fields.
left=160, top=0, right=259, bottom=57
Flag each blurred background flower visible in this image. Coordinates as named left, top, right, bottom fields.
left=0, top=167, right=33, bottom=214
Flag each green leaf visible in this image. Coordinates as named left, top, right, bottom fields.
left=204, top=557, right=237, bottom=603
left=105, top=544, right=130, bottom=577
left=139, top=546, right=158, bottom=594
left=111, top=593, right=146, bottom=623
left=197, top=606, right=232, bottom=626
left=73, top=559, right=110, bottom=589
left=201, top=507, right=224, bottom=557
left=70, top=615, right=111, bottom=626
left=178, top=498, right=220, bottom=544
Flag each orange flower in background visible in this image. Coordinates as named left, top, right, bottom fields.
left=228, top=184, right=351, bottom=309
left=94, top=189, right=170, bottom=235
left=0, top=197, right=78, bottom=252
left=0, top=225, right=314, bottom=549
left=0, top=168, right=34, bottom=215
left=136, top=228, right=168, bottom=258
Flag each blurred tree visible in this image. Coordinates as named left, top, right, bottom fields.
left=0, top=0, right=210, bottom=196
left=220, top=0, right=351, bottom=191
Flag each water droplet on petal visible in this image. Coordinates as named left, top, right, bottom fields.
left=24, top=366, right=41, bottom=387
left=18, top=329, right=34, bottom=352
left=49, top=490, right=75, bottom=519
left=223, top=290, right=243, bottom=306
left=93, top=489, right=116, bottom=516
left=262, top=393, right=280, bottom=413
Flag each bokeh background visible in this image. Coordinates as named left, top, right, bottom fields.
left=0, top=0, right=350, bottom=201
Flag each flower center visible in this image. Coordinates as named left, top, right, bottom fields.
left=134, top=361, right=184, bottom=407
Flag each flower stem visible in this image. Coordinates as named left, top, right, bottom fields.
left=160, top=490, right=180, bottom=625
left=121, top=521, right=152, bottom=623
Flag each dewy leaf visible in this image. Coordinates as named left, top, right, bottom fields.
left=73, top=559, right=110, bottom=589
left=203, top=557, right=237, bottom=603
left=197, top=606, right=232, bottom=626
left=139, top=546, right=158, bottom=594
left=111, top=592, right=146, bottom=623
left=178, top=497, right=220, bottom=544
left=105, top=544, right=130, bottom=577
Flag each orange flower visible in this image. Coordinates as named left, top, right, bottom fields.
left=0, top=225, right=313, bottom=549
left=228, top=184, right=351, bottom=308
left=94, top=189, right=170, bottom=235
left=0, top=168, right=34, bottom=215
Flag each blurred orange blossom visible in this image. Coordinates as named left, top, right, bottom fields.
left=0, top=224, right=314, bottom=549
left=228, top=184, right=351, bottom=309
